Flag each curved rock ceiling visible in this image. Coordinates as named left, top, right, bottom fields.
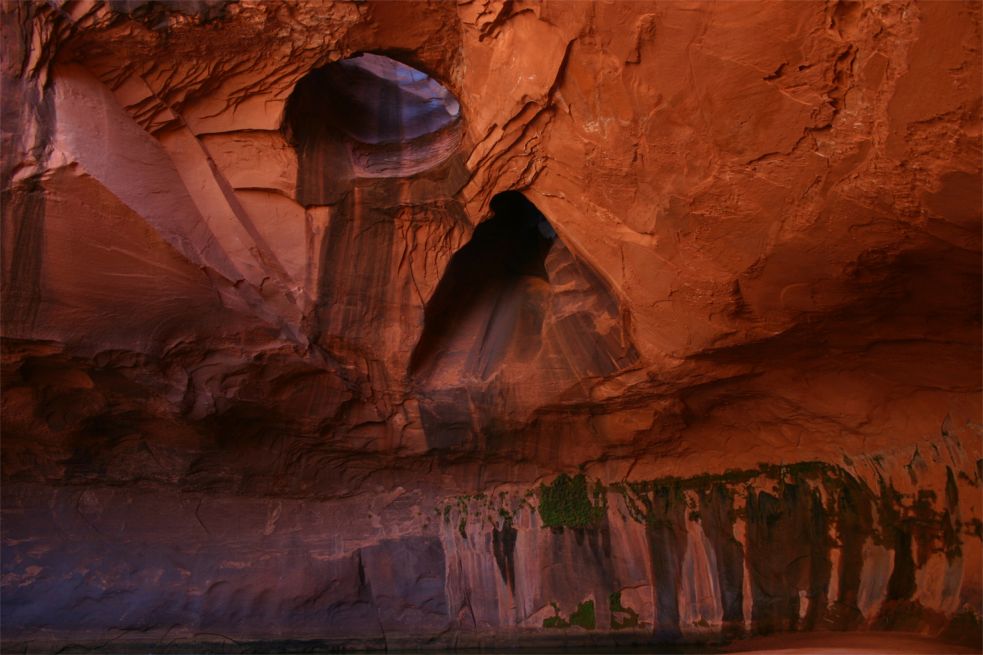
left=1, top=0, right=980, bottom=652
left=284, top=52, right=464, bottom=190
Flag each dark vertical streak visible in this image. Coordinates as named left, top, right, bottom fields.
left=2, top=65, right=54, bottom=332
left=746, top=480, right=830, bottom=635
left=699, top=483, right=745, bottom=634
left=826, top=474, right=872, bottom=630
left=641, top=485, right=686, bottom=639
left=491, top=518, right=517, bottom=591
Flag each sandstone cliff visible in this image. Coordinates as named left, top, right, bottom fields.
left=1, top=0, right=980, bottom=651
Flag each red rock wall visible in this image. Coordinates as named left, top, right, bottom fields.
left=1, top=0, right=980, bottom=651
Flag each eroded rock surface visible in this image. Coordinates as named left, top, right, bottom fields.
left=1, top=0, right=980, bottom=651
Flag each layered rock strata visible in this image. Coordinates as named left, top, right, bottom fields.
left=1, top=0, right=980, bottom=651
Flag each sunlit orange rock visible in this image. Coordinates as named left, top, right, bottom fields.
left=1, top=0, right=980, bottom=651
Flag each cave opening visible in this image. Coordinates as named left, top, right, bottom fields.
left=409, top=191, right=556, bottom=376
left=282, top=53, right=462, bottom=204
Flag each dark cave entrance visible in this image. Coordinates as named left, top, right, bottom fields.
left=408, top=191, right=556, bottom=375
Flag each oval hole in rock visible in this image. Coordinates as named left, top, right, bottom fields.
left=282, top=53, right=462, bottom=204
left=409, top=191, right=556, bottom=377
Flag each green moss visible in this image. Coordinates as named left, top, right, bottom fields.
left=441, top=489, right=532, bottom=539
left=612, top=479, right=686, bottom=526
left=570, top=600, right=596, bottom=630
left=609, top=461, right=851, bottom=525
left=609, top=592, right=639, bottom=630
left=538, top=474, right=605, bottom=529
left=542, top=602, right=569, bottom=629
left=542, top=600, right=595, bottom=630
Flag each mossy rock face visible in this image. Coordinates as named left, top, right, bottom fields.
left=538, top=474, right=605, bottom=529
left=570, top=600, right=596, bottom=630
left=542, top=615, right=569, bottom=629
left=543, top=602, right=569, bottom=629
left=609, top=592, right=639, bottom=630
left=542, top=600, right=596, bottom=630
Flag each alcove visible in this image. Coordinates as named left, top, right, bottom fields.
left=409, top=191, right=556, bottom=376
left=282, top=53, right=462, bottom=204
